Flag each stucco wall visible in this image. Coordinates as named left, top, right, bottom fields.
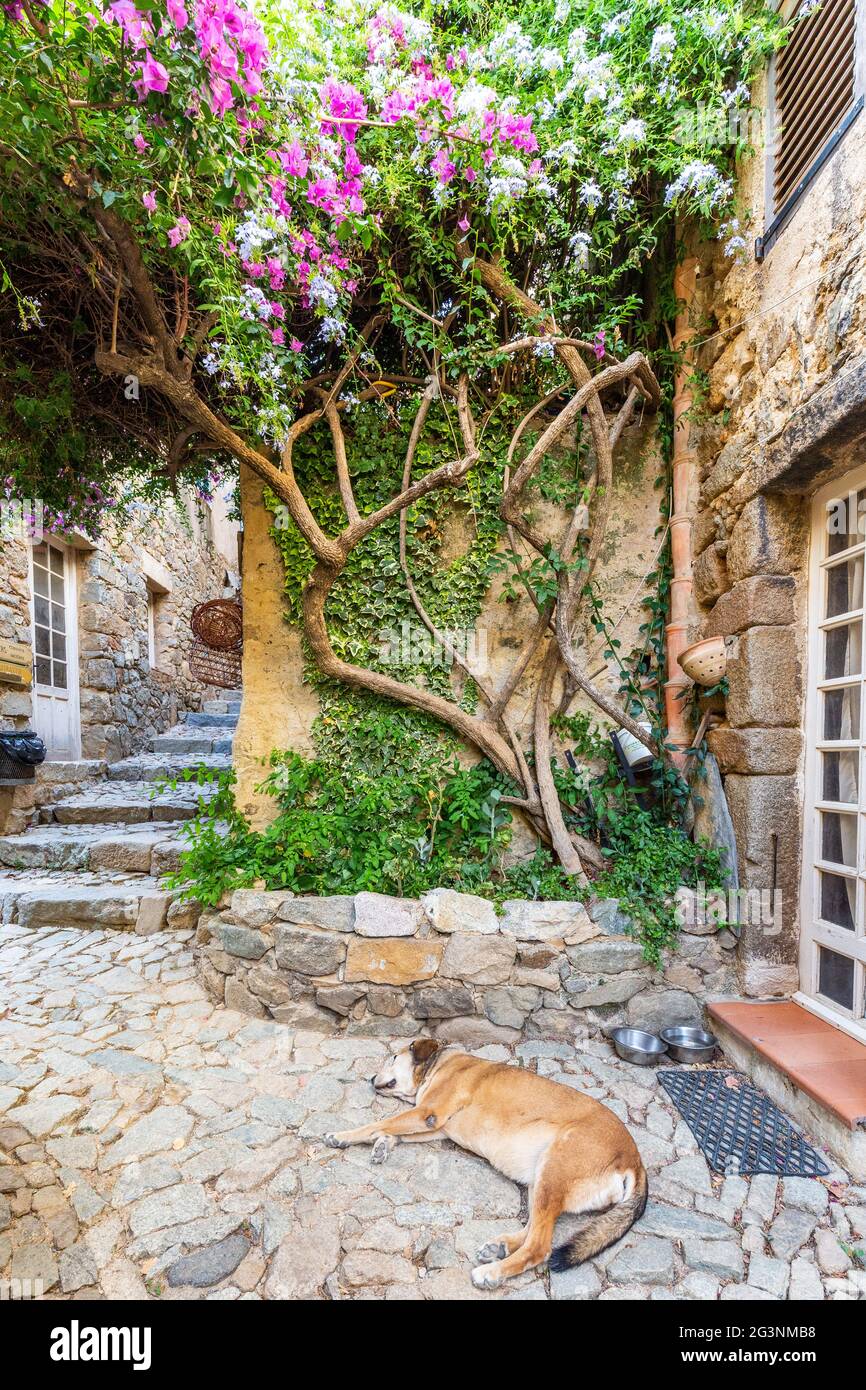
left=233, top=464, right=317, bottom=827
left=689, top=73, right=866, bottom=996
left=234, top=418, right=666, bottom=834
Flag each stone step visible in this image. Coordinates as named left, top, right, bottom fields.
left=0, top=870, right=194, bottom=933
left=106, top=754, right=233, bottom=783
left=149, top=729, right=234, bottom=757
left=0, top=822, right=190, bottom=876
left=38, top=758, right=108, bottom=784
left=203, top=695, right=242, bottom=717
left=182, top=711, right=240, bottom=729
left=42, top=780, right=218, bottom=826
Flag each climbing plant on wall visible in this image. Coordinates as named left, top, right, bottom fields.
left=0, top=0, right=789, bottom=898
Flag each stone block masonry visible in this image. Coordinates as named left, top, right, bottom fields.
left=194, top=887, right=735, bottom=1043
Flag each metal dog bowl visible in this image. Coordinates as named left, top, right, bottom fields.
left=610, top=1027, right=668, bottom=1066
left=660, top=1026, right=717, bottom=1064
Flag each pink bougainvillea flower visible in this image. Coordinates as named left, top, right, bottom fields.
left=208, top=77, right=234, bottom=118
left=593, top=330, right=606, bottom=360
left=267, top=260, right=286, bottom=291
left=280, top=141, right=309, bottom=178
left=142, top=190, right=157, bottom=213
left=168, top=216, right=191, bottom=247
left=430, top=149, right=456, bottom=184
left=343, top=145, right=362, bottom=179
left=319, top=78, right=367, bottom=143
left=108, top=0, right=149, bottom=46
left=464, top=166, right=477, bottom=183
left=306, top=177, right=338, bottom=213
left=133, top=133, right=147, bottom=152
left=270, top=302, right=285, bottom=319
left=457, top=215, right=470, bottom=232
left=290, top=338, right=304, bottom=353
left=271, top=327, right=284, bottom=345
left=135, top=53, right=170, bottom=97
left=166, top=0, right=188, bottom=28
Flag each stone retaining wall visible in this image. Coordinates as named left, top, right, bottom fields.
left=194, top=888, right=736, bottom=1043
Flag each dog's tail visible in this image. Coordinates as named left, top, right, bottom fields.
left=548, top=1166, right=648, bottom=1272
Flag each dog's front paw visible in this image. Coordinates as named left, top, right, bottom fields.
left=323, top=1132, right=348, bottom=1150
left=370, top=1135, right=392, bottom=1164
left=471, top=1263, right=503, bottom=1290
left=475, top=1241, right=507, bottom=1265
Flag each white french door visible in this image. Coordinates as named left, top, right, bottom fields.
left=800, top=466, right=866, bottom=1041
left=30, top=539, right=81, bottom=761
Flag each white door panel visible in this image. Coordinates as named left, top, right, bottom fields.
left=30, top=540, right=80, bottom=761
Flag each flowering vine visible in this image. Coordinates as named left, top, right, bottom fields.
left=0, top=0, right=793, bottom=875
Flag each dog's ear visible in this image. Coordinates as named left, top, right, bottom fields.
left=411, top=1038, right=441, bottom=1074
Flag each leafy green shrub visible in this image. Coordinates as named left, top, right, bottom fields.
left=168, top=710, right=723, bottom=965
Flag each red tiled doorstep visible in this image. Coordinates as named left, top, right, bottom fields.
left=708, top=1000, right=866, bottom=1130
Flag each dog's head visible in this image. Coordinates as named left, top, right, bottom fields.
left=373, top=1038, right=442, bottom=1101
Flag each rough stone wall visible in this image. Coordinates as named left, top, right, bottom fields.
left=0, top=539, right=35, bottom=733
left=76, top=494, right=238, bottom=761
left=195, top=887, right=734, bottom=1042
left=688, top=73, right=866, bottom=997
left=235, top=416, right=666, bottom=826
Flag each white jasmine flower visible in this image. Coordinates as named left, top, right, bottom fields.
left=569, top=230, right=591, bottom=269
left=456, top=82, right=498, bottom=117
left=665, top=160, right=733, bottom=208
left=649, top=23, right=677, bottom=64
left=617, top=118, right=646, bottom=144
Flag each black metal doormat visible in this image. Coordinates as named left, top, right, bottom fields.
left=658, top=1069, right=830, bottom=1177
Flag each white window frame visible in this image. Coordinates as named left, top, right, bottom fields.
left=798, top=462, right=866, bottom=1043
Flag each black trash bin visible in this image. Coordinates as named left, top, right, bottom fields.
left=0, top=730, right=47, bottom=783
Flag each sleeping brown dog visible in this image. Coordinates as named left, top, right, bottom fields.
left=324, top=1038, right=647, bottom=1288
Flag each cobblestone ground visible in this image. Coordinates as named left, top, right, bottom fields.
left=1, top=923, right=865, bottom=1301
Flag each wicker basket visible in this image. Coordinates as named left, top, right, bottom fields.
left=189, top=598, right=243, bottom=689
left=680, top=636, right=727, bottom=687
left=191, top=599, right=243, bottom=652
left=189, top=638, right=243, bottom=690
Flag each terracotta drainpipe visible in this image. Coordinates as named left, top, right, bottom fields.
left=664, top=254, right=698, bottom=769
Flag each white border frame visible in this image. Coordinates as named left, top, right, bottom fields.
left=800, top=463, right=866, bottom=1042
left=28, top=536, right=81, bottom=762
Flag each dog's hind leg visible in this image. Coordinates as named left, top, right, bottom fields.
left=475, top=1229, right=527, bottom=1264
left=471, top=1157, right=565, bottom=1289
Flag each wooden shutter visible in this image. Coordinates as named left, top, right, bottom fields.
left=775, top=0, right=857, bottom=209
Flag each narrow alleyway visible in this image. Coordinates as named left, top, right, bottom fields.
left=1, top=919, right=864, bottom=1301
left=0, top=697, right=237, bottom=932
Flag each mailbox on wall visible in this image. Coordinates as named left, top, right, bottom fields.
left=0, top=640, right=33, bottom=689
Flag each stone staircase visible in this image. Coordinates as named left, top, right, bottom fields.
left=0, top=694, right=239, bottom=934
